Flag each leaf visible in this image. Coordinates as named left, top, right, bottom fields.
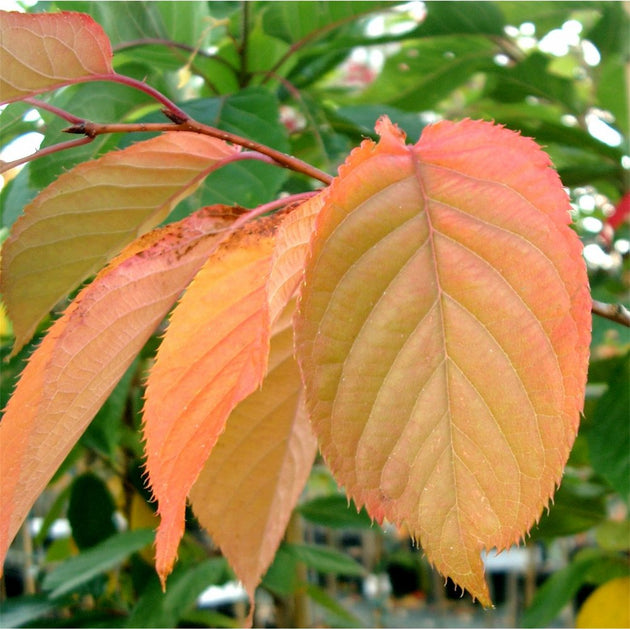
left=41, top=529, right=154, bottom=599
left=286, top=543, right=366, bottom=577
left=68, top=473, right=117, bottom=549
left=586, top=353, right=630, bottom=501
left=356, top=36, right=497, bottom=112
left=127, top=558, right=227, bottom=628
left=188, top=305, right=318, bottom=621
left=0, top=11, right=113, bottom=104
left=298, top=495, right=373, bottom=530
left=267, top=193, right=326, bottom=325
left=295, top=117, right=591, bottom=605
left=0, top=595, right=57, bottom=629
left=0, top=206, right=235, bottom=567
left=1, top=131, right=238, bottom=353
left=522, top=549, right=630, bottom=628
left=576, top=577, right=630, bottom=629
left=143, top=214, right=283, bottom=587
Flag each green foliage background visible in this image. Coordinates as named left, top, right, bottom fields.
left=1, top=1, right=628, bottom=627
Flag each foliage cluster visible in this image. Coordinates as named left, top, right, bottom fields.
left=0, top=1, right=628, bottom=628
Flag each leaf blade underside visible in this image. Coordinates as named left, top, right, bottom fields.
left=0, top=11, right=113, bottom=104
left=143, top=214, right=286, bottom=586
left=189, top=305, right=318, bottom=624
left=1, top=131, right=238, bottom=353
left=295, top=117, right=591, bottom=604
left=0, top=206, right=236, bottom=568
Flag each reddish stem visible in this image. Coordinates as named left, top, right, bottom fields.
left=64, top=119, right=333, bottom=184
left=0, top=136, right=94, bottom=175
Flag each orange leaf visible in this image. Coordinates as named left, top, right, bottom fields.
left=1, top=131, right=238, bottom=354
left=189, top=304, right=318, bottom=624
left=267, top=193, right=326, bottom=326
left=143, top=214, right=285, bottom=586
left=0, top=11, right=113, bottom=104
left=0, top=206, right=235, bottom=567
left=295, top=117, right=591, bottom=604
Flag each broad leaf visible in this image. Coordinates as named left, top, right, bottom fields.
left=267, top=193, right=326, bottom=325
left=1, top=131, right=238, bottom=353
left=189, top=306, right=318, bottom=622
left=143, top=214, right=283, bottom=586
left=0, top=207, right=235, bottom=566
left=0, top=11, right=113, bottom=104
left=356, top=36, right=497, bottom=112
left=295, top=117, right=591, bottom=605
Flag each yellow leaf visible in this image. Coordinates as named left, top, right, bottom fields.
left=576, top=577, right=630, bottom=628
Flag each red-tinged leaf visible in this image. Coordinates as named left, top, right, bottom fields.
left=267, top=193, right=326, bottom=325
left=143, top=214, right=285, bottom=586
left=0, top=11, right=113, bottom=104
left=189, top=304, right=318, bottom=625
left=1, top=131, right=238, bottom=354
left=295, top=117, right=591, bottom=605
left=0, top=206, right=237, bottom=568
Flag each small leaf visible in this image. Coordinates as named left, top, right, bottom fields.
left=586, top=353, right=630, bottom=501
left=295, top=117, right=591, bottom=605
left=68, top=473, right=117, bottom=550
left=1, top=132, right=238, bottom=353
left=0, top=207, right=235, bottom=566
left=127, top=558, right=227, bottom=628
left=286, top=543, right=366, bottom=577
left=189, top=305, right=318, bottom=620
left=298, top=495, right=373, bottom=530
left=143, top=214, right=284, bottom=586
left=42, top=529, right=154, bottom=599
left=0, top=11, right=113, bottom=104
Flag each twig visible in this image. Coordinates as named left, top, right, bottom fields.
left=64, top=118, right=333, bottom=185
left=22, top=97, right=84, bottom=124
left=0, top=136, right=94, bottom=175
left=592, top=299, right=630, bottom=327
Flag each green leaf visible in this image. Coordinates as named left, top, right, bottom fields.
left=1, top=167, right=38, bottom=230
left=52, top=1, right=167, bottom=45
left=356, top=36, right=497, bottom=111
left=0, top=595, right=57, bottom=629
left=261, top=544, right=300, bottom=596
left=586, top=3, right=628, bottom=58
left=586, top=353, right=630, bottom=501
left=335, top=105, right=428, bottom=141
left=262, top=1, right=384, bottom=44
left=595, top=520, right=630, bottom=551
left=485, top=52, right=578, bottom=112
left=305, top=583, right=364, bottom=628
left=528, top=476, right=607, bottom=540
left=68, top=473, right=117, bottom=550
left=80, top=359, right=138, bottom=459
left=42, top=528, right=154, bottom=598
left=286, top=543, right=366, bottom=577
left=522, top=549, right=630, bottom=627
left=411, top=1, right=505, bottom=36
left=597, top=56, right=628, bottom=134
left=298, top=495, right=374, bottom=529
left=127, top=558, right=227, bottom=628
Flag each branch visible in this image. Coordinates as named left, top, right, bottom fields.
left=22, top=97, right=84, bottom=124
left=64, top=118, right=333, bottom=185
left=592, top=299, right=630, bottom=327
